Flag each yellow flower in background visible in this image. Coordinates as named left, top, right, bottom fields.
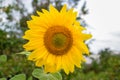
left=23, top=4, right=92, bottom=74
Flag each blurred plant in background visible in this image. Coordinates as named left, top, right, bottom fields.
left=0, top=0, right=120, bottom=80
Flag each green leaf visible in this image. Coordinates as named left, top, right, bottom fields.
left=17, top=51, right=31, bottom=56
left=32, top=68, right=45, bottom=79
left=10, top=74, right=26, bottom=80
left=0, top=55, right=7, bottom=62
left=38, top=76, right=48, bottom=80
left=51, top=72, right=62, bottom=80
left=0, top=78, right=6, bottom=80
left=32, top=68, right=62, bottom=80
left=47, top=74, right=58, bottom=80
left=28, top=76, right=33, bottom=80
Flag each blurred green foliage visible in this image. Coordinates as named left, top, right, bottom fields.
left=0, top=29, right=24, bottom=55
left=0, top=0, right=120, bottom=80
left=1, top=49, right=120, bottom=79
left=0, top=54, right=35, bottom=79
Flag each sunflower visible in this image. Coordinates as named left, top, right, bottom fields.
left=23, top=4, right=92, bottom=74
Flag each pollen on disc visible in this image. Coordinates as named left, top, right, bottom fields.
left=44, top=26, right=73, bottom=55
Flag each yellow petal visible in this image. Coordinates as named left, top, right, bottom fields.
left=80, top=33, right=92, bottom=40
left=35, top=59, right=44, bottom=67
left=31, top=15, right=38, bottom=20
left=46, top=54, right=55, bottom=66
left=62, top=55, right=69, bottom=74
left=36, top=11, right=43, bottom=16
left=60, top=4, right=67, bottom=13
left=74, top=22, right=86, bottom=31
left=49, top=4, right=59, bottom=14
left=27, top=21, right=47, bottom=30
left=23, top=40, right=43, bottom=50
left=28, top=47, right=47, bottom=61
left=64, top=54, right=74, bottom=73
left=42, top=9, right=49, bottom=14
left=69, top=48, right=81, bottom=68
left=44, top=64, right=56, bottom=73
left=56, top=56, right=62, bottom=71
left=23, top=30, right=44, bottom=40
left=75, top=41, right=89, bottom=54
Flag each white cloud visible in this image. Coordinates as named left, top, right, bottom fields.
left=83, top=0, right=120, bottom=53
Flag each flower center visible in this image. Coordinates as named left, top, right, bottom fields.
left=52, top=33, right=67, bottom=48
left=44, top=26, right=73, bottom=55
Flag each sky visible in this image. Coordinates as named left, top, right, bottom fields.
left=81, top=0, right=120, bottom=53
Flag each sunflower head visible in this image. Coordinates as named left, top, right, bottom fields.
left=23, top=4, right=92, bottom=74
